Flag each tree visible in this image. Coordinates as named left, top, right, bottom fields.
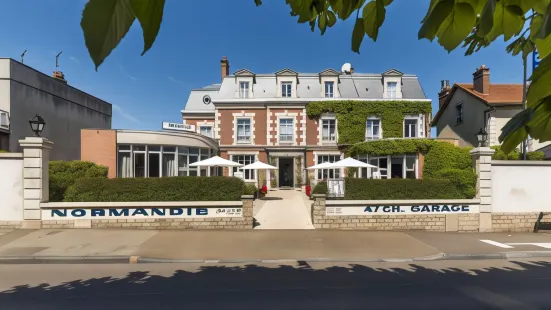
left=81, top=0, right=551, bottom=153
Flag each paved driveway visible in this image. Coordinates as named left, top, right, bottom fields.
left=253, top=189, right=314, bottom=229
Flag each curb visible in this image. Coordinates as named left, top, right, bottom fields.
left=1, top=251, right=551, bottom=264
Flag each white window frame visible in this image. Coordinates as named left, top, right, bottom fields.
left=239, top=81, right=250, bottom=99
left=365, top=117, right=382, bottom=140
left=387, top=82, right=397, bottom=99
left=357, top=154, right=418, bottom=179
left=315, top=154, right=342, bottom=180
left=403, top=115, right=421, bottom=138
left=324, top=81, right=334, bottom=98
left=236, top=118, right=252, bottom=144
left=321, top=118, right=337, bottom=143
left=199, top=125, right=213, bottom=138
left=281, top=82, right=292, bottom=98
left=456, top=102, right=464, bottom=125
left=0, top=111, right=8, bottom=129
left=278, top=117, right=294, bottom=144
left=231, top=154, right=257, bottom=182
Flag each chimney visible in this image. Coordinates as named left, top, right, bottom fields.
left=438, top=80, right=450, bottom=108
left=350, top=67, right=354, bottom=74
left=52, top=71, right=67, bottom=84
left=473, top=64, right=490, bottom=94
left=220, top=56, right=230, bottom=81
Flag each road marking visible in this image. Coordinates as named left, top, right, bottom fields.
left=480, top=239, right=514, bottom=248
left=507, top=243, right=551, bottom=249
left=459, top=286, right=537, bottom=310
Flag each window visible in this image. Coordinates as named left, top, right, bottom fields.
left=316, top=155, right=341, bottom=180
left=366, top=118, right=381, bottom=140
left=279, top=118, right=293, bottom=143
left=456, top=103, right=463, bottom=124
left=405, top=156, right=416, bottom=179
left=199, top=126, right=213, bottom=138
left=281, top=82, right=292, bottom=97
left=232, top=155, right=256, bottom=181
left=236, top=118, right=251, bottom=143
left=369, top=157, right=388, bottom=179
left=239, top=81, right=250, bottom=98
left=404, top=118, right=418, bottom=138
left=118, top=145, right=132, bottom=178
left=387, top=82, right=397, bottom=99
left=324, top=81, right=334, bottom=98
left=0, top=112, right=7, bottom=129
left=322, top=119, right=336, bottom=142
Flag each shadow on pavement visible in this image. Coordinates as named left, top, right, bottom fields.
left=259, top=197, right=283, bottom=201
left=1, top=260, right=551, bottom=309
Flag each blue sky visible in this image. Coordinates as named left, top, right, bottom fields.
left=0, top=0, right=529, bottom=136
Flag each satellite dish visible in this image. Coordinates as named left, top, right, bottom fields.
left=341, top=63, right=352, bottom=73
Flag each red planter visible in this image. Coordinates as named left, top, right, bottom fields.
left=305, top=185, right=311, bottom=197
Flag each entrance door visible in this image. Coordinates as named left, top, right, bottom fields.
left=278, top=157, right=294, bottom=187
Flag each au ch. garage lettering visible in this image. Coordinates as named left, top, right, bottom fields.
left=364, top=205, right=470, bottom=213
left=51, top=208, right=210, bottom=218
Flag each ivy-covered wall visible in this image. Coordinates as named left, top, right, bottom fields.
left=307, top=100, right=432, bottom=144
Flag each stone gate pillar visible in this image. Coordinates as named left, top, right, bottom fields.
left=470, top=147, right=494, bottom=232
left=19, top=137, right=53, bottom=229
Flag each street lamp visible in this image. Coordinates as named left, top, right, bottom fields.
left=28, top=114, right=45, bottom=137
left=476, top=128, right=488, bottom=147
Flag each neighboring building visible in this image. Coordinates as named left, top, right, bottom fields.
left=0, top=58, right=112, bottom=160
left=432, top=64, right=550, bottom=151
left=182, top=57, right=430, bottom=188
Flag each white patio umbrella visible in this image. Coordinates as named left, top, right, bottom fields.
left=189, top=156, right=242, bottom=176
left=306, top=162, right=334, bottom=170
left=241, top=161, right=278, bottom=190
left=327, top=157, right=378, bottom=168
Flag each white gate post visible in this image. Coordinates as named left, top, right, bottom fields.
left=470, top=147, right=494, bottom=232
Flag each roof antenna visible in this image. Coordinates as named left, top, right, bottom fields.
left=20, top=50, right=27, bottom=64
left=55, top=51, right=62, bottom=70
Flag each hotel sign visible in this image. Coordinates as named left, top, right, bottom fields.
left=162, top=122, right=196, bottom=132
left=42, top=207, right=243, bottom=220
left=326, top=205, right=479, bottom=216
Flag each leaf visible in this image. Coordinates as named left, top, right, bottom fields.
left=502, top=5, right=524, bottom=41
left=81, top=0, right=136, bottom=70
left=499, top=108, right=533, bottom=153
left=362, top=0, right=386, bottom=41
left=527, top=97, right=551, bottom=141
left=318, top=12, right=327, bottom=34
left=254, top=0, right=262, bottom=6
left=527, top=55, right=551, bottom=107
left=338, top=0, right=361, bottom=20
left=326, top=10, right=337, bottom=26
left=531, top=15, right=551, bottom=58
left=419, top=0, right=454, bottom=41
left=352, top=17, right=365, bottom=53
left=463, top=32, right=490, bottom=55
left=421, top=0, right=440, bottom=23
left=477, top=0, right=496, bottom=37
left=536, top=2, right=551, bottom=40
left=436, top=2, right=476, bottom=51
left=533, top=0, right=550, bottom=14
left=130, top=0, right=165, bottom=56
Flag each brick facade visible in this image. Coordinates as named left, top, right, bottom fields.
left=81, top=129, right=117, bottom=178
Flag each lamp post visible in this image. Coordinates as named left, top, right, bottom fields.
left=476, top=128, right=488, bottom=147
left=28, top=114, right=45, bottom=137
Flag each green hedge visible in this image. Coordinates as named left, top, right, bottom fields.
left=312, top=181, right=328, bottom=195
left=49, top=161, right=108, bottom=202
left=422, top=141, right=472, bottom=178
left=491, top=145, right=544, bottom=161
left=307, top=100, right=431, bottom=144
left=431, top=168, right=477, bottom=199
left=244, top=183, right=258, bottom=196
left=64, top=176, right=245, bottom=202
left=344, top=178, right=464, bottom=200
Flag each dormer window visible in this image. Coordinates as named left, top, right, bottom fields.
left=382, top=69, right=403, bottom=99
left=387, top=82, right=397, bottom=99
left=325, top=81, right=334, bottom=98
left=239, top=81, right=250, bottom=98
left=282, top=82, right=292, bottom=97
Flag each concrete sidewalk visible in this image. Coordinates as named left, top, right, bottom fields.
left=254, top=189, right=314, bottom=229
left=0, top=229, right=551, bottom=263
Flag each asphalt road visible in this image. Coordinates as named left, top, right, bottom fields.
left=1, top=259, right=551, bottom=309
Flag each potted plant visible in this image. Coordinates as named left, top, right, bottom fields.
left=305, top=174, right=314, bottom=197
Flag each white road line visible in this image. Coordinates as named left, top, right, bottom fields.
left=459, top=286, right=537, bottom=310
left=508, top=243, right=551, bottom=249
left=480, top=239, right=514, bottom=248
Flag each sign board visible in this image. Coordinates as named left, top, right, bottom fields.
left=326, top=204, right=479, bottom=216
left=42, top=207, right=242, bottom=220
left=162, top=122, right=196, bottom=132
left=533, top=50, right=541, bottom=70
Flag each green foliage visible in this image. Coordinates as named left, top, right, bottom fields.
left=348, top=138, right=434, bottom=157
left=344, top=178, right=464, bottom=200
left=431, top=168, right=477, bottom=199
left=64, top=176, right=245, bottom=202
left=49, top=161, right=108, bottom=202
left=491, top=145, right=545, bottom=160
left=244, top=183, right=258, bottom=196
left=307, top=100, right=431, bottom=144
left=312, top=181, right=328, bottom=195
left=269, top=157, right=278, bottom=188
left=422, top=141, right=472, bottom=178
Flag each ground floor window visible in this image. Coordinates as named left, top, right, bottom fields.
left=357, top=154, right=417, bottom=179
left=117, top=144, right=212, bottom=178
left=316, top=155, right=341, bottom=180
left=232, top=155, right=256, bottom=181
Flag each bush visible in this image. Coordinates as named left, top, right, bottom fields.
left=423, top=142, right=472, bottom=178
left=49, top=161, right=108, bottom=202
left=64, top=176, right=245, bottom=202
left=312, top=181, right=328, bottom=195
left=432, top=168, right=477, bottom=199
left=491, top=145, right=544, bottom=160
left=344, top=178, right=464, bottom=200
left=243, top=183, right=258, bottom=196
left=527, top=151, right=545, bottom=160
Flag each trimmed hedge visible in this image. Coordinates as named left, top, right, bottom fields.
left=344, top=178, right=464, bottom=200
left=312, top=181, right=328, bottom=195
left=491, top=145, right=544, bottom=161
left=432, top=168, right=477, bottom=199
left=64, top=176, right=245, bottom=202
left=49, top=161, right=108, bottom=202
left=244, top=183, right=258, bottom=196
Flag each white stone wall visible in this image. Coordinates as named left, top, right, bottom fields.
left=0, top=153, right=23, bottom=222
